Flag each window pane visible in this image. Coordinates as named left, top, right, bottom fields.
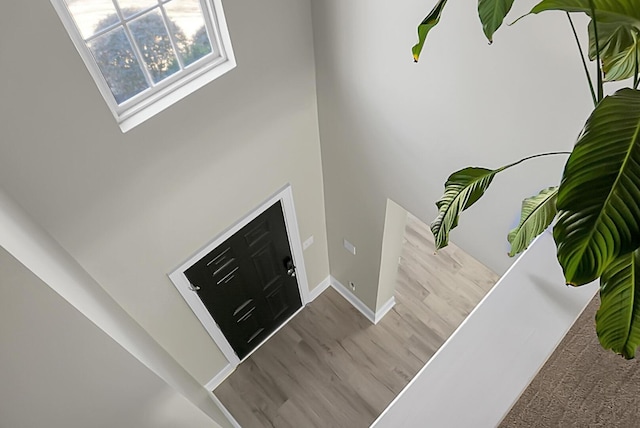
left=65, top=0, right=118, bottom=39
left=164, top=0, right=213, bottom=66
left=116, top=0, right=159, bottom=18
left=88, top=27, right=149, bottom=104
left=129, top=10, right=180, bottom=83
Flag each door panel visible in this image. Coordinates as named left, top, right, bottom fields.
left=184, top=201, right=302, bottom=359
left=265, top=283, right=290, bottom=319
left=251, top=244, right=281, bottom=289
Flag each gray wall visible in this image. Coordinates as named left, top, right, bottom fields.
left=0, top=0, right=329, bottom=384
left=311, top=0, right=594, bottom=308
left=0, top=247, right=222, bottom=428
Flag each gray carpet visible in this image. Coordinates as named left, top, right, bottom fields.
left=500, top=296, right=640, bottom=427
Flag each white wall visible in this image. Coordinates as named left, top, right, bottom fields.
left=0, top=0, right=328, bottom=385
left=0, top=186, right=230, bottom=425
left=372, top=231, right=598, bottom=427
left=311, top=0, right=594, bottom=309
left=376, top=199, right=407, bottom=310
left=0, top=246, right=222, bottom=428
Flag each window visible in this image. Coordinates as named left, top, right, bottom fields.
left=51, top=0, right=235, bottom=132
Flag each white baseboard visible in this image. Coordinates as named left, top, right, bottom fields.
left=308, top=276, right=331, bottom=302
left=204, top=276, right=332, bottom=392
left=205, top=363, right=234, bottom=392
left=329, top=277, right=396, bottom=324
left=209, top=392, right=241, bottom=428
left=330, top=276, right=376, bottom=323
left=374, top=296, right=396, bottom=324
left=204, top=276, right=395, bottom=393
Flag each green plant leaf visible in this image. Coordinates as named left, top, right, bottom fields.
left=553, top=88, right=640, bottom=286
left=507, top=187, right=558, bottom=257
left=431, top=167, right=499, bottom=250
left=588, top=20, right=635, bottom=61
left=412, top=0, right=449, bottom=62
left=587, top=20, right=640, bottom=82
left=522, top=1, right=640, bottom=84
left=530, top=0, right=640, bottom=27
left=432, top=152, right=570, bottom=251
left=596, top=249, right=640, bottom=358
left=478, top=0, right=516, bottom=43
left=602, top=30, right=640, bottom=81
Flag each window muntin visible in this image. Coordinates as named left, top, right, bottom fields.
left=52, top=0, right=235, bottom=131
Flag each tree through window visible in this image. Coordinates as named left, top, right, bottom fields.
left=52, top=0, right=235, bottom=131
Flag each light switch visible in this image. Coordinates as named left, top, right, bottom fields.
left=343, top=238, right=356, bottom=255
left=303, top=235, right=314, bottom=250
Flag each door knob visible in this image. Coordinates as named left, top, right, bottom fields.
left=284, top=257, right=296, bottom=277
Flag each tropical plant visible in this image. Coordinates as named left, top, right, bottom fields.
left=414, top=0, right=640, bottom=358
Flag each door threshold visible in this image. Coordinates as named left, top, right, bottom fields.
left=239, top=305, right=304, bottom=364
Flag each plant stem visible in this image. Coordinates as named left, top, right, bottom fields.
left=497, top=151, right=572, bottom=173
left=589, top=0, right=604, bottom=102
left=635, top=38, right=639, bottom=89
left=566, top=13, right=597, bottom=106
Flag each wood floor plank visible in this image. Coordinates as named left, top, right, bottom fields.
left=214, top=213, right=499, bottom=427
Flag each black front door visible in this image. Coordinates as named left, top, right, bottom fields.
left=185, top=201, right=302, bottom=360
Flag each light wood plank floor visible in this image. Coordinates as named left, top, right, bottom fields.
left=214, top=213, right=499, bottom=427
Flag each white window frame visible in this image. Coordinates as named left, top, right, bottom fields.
left=50, top=0, right=236, bottom=132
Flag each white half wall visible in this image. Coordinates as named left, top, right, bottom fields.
left=372, top=231, right=598, bottom=427
left=0, top=187, right=230, bottom=427
left=0, top=246, right=221, bottom=428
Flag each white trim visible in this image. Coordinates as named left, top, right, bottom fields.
left=202, top=310, right=305, bottom=392
left=205, top=363, right=234, bottom=392
left=168, top=185, right=311, bottom=370
left=308, top=276, right=331, bottom=302
left=118, top=58, right=236, bottom=132
left=330, top=276, right=376, bottom=324
left=329, top=278, right=395, bottom=324
left=209, top=392, right=242, bottom=428
left=374, top=296, right=396, bottom=324
left=204, top=276, right=330, bottom=391
left=238, top=306, right=303, bottom=364
left=279, top=188, right=311, bottom=305
left=202, top=274, right=393, bottom=392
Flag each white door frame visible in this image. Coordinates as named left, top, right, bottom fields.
left=168, top=185, right=311, bottom=368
